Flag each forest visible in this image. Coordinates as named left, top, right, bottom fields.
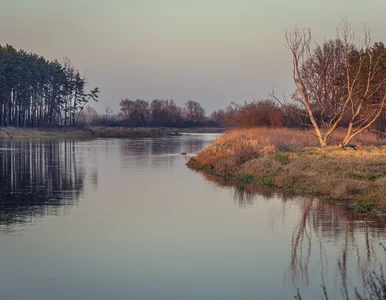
left=0, top=44, right=99, bottom=127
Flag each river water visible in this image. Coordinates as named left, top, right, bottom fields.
left=0, top=134, right=385, bottom=300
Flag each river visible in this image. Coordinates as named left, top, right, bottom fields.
left=0, top=134, right=385, bottom=299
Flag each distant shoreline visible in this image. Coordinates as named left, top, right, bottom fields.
left=0, top=127, right=225, bottom=140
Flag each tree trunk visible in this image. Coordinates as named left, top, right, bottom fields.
left=319, top=139, right=327, bottom=149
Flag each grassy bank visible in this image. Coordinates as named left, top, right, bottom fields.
left=187, top=128, right=386, bottom=211
left=0, top=126, right=224, bottom=140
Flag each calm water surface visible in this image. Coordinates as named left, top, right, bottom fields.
left=0, top=134, right=385, bottom=300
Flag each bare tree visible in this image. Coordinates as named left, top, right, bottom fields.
left=150, top=99, right=183, bottom=127
left=118, top=99, right=150, bottom=126
left=104, top=105, right=113, bottom=125
left=184, top=100, right=206, bottom=122
left=118, top=99, right=136, bottom=120
left=285, top=20, right=386, bottom=148
left=209, top=109, right=226, bottom=125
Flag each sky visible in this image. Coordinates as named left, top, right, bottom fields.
left=0, top=0, right=385, bottom=114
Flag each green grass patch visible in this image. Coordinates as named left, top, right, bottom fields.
left=237, top=172, right=255, bottom=183
left=344, top=170, right=384, bottom=181
left=236, top=172, right=275, bottom=186
left=274, top=152, right=291, bottom=165
left=253, top=173, right=275, bottom=186
left=353, top=201, right=373, bottom=214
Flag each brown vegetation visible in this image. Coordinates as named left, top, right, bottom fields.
left=220, top=100, right=287, bottom=128
left=188, top=127, right=386, bottom=210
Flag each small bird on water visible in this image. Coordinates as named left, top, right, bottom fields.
left=181, top=147, right=188, bottom=155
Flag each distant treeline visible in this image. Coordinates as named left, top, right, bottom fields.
left=78, top=96, right=385, bottom=131
left=78, top=99, right=222, bottom=128
left=0, top=44, right=99, bottom=127
left=78, top=98, right=307, bottom=128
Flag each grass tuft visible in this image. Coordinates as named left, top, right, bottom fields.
left=353, top=201, right=374, bottom=214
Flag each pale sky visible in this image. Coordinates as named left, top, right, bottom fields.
left=0, top=0, right=385, bottom=113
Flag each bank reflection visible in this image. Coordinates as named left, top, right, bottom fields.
left=291, top=199, right=386, bottom=279
left=200, top=171, right=386, bottom=295
left=0, top=140, right=84, bottom=230
left=201, top=172, right=297, bottom=206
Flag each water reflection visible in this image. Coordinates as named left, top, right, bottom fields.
left=0, top=136, right=214, bottom=231
left=200, top=171, right=297, bottom=206
left=0, top=140, right=84, bottom=230
left=120, top=136, right=216, bottom=170
left=200, top=170, right=386, bottom=297
left=1, top=134, right=384, bottom=299
left=290, top=198, right=386, bottom=283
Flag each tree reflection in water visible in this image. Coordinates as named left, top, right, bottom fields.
left=294, top=198, right=386, bottom=298
left=120, top=136, right=211, bottom=170
left=200, top=171, right=386, bottom=299
left=0, top=140, right=85, bottom=231
left=199, top=172, right=296, bottom=206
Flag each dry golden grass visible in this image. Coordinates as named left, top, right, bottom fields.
left=191, top=127, right=385, bottom=168
left=188, top=127, right=386, bottom=210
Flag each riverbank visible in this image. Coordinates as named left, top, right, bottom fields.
left=0, top=126, right=224, bottom=140
left=187, top=128, right=386, bottom=212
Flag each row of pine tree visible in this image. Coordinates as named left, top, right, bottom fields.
left=0, top=44, right=99, bottom=127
